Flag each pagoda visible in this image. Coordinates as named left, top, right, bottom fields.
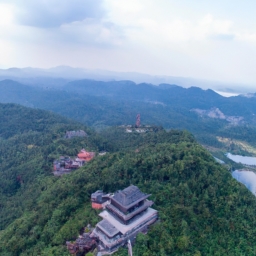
left=91, top=185, right=158, bottom=254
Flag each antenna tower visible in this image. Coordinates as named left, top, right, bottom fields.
left=127, top=239, right=133, bottom=256
left=136, top=114, right=141, bottom=128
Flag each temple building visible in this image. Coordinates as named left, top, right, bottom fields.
left=77, top=149, right=95, bottom=162
left=91, top=185, right=158, bottom=255
left=66, top=232, right=97, bottom=255
left=91, top=190, right=109, bottom=210
left=64, top=130, right=87, bottom=139
left=53, top=149, right=95, bottom=176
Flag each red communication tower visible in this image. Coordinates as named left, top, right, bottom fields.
left=136, top=114, right=141, bottom=128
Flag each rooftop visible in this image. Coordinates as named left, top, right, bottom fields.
left=111, top=185, right=150, bottom=209
left=106, top=200, right=153, bottom=221
left=99, top=207, right=157, bottom=235
left=97, top=219, right=120, bottom=238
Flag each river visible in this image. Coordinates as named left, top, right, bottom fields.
left=226, top=153, right=256, bottom=166
left=232, top=170, right=256, bottom=196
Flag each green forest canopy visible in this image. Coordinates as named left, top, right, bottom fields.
left=0, top=104, right=256, bottom=255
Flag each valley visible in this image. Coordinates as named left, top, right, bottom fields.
left=1, top=77, right=256, bottom=162
left=1, top=77, right=256, bottom=255
left=0, top=103, right=256, bottom=255
left=2, top=1, right=256, bottom=255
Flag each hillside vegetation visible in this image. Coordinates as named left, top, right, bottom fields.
left=1, top=79, right=256, bottom=156
left=0, top=104, right=256, bottom=255
left=0, top=104, right=106, bottom=232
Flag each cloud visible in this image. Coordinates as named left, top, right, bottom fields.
left=1, top=0, right=256, bottom=86
left=2, top=0, right=104, bottom=28
left=58, top=19, right=124, bottom=47
left=0, top=3, right=14, bottom=25
left=0, top=0, right=124, bottom=48
left=236, top=32, right=256, bottom=43
left=196, top=14, right=234, bottom=41
left=133, top=14, right=236, bottom=43
left=209, top=34, right=235, bottom=41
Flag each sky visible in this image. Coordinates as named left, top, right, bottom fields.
left=1, top=0, right=256, bottom=87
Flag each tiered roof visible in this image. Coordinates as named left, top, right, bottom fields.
left=111, top=185, right=150, bottom=211
left=97, top=219, right=120, bottom=238
left=106, top=200, right=153, bottom=222
left=99, top=207, right=158, bottom=235
left=85, top=185, right=158, bottom=255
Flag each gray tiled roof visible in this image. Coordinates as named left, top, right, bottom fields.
left=97, top=219, right=120, bottom=237
left=112, top=185, right=148, bottom=207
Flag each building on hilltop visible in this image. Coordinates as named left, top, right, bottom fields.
left=53, top=149, right=95, bottom=176
left=91, top=190, right=109, bottom=210
left=99, top=151, right=107, bottom=156
left=78, top=149, right=95, bottom=162
left=91, top=185, right=158, bottom=255
left=66, top=232, right=97, bottom=255
left=66, top=185, right=158, bottom=255
left=64, top=130, right=87, bottom=139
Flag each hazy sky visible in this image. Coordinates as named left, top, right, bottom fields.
left=1, top=0, right=256, bottom=85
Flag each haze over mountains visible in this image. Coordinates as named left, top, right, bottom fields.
left=0, top=66, right=252, bottom=94
left=1, top=72, right=256, bottom=255
left=1, top=78, right=256, bottom=123
left=2, top=0, right=256, bottom=254
left=1, top=77, right=256, bottom=159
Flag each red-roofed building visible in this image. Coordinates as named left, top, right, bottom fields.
left=77, top=149, right=95, bottom=162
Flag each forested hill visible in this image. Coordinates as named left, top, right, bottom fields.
left=2, top=79, right=256, bottom=155
left=0, top=80, right=224, bottom=139
left=0, top=104, right=256, bottom=255
left=0, top=103, right=106, bottom=235
left=2, top=79, right=256, bottom=122
left=63, top=79, right=256, bottom=117
left=64, top=79, right=222, bottom=108
left=0, top=103, right=82, bottom=139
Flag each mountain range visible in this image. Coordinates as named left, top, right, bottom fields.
left=1, top=61, right=256, bottom=255
left=0, top=66, right=252, bottom=93
left=1, top=78, right=256, bottom=155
